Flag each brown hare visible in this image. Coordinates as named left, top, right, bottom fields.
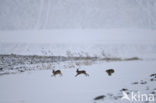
left=52, top=69, right=62, bottom=76
left=75, top=69, right=89, bottom=77
left=106, top=69, right=115, bottom=76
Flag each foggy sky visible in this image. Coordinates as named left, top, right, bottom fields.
left=0, top=0, right=156, bottom=30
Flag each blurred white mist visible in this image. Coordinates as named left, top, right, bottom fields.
left=0, top=0, right=156, bottom=30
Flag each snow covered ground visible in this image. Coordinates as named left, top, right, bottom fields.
left=0, top=29, right=156, bottom=103
left=0, top=0, right=156, bottom=103
left=0, top=60, right=156, bottom=103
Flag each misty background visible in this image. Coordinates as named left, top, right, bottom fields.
left=0, top=0, right=156, bottom=30
left=0, top=0, right=156, bottom=57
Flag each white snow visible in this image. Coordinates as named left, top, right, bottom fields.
left=0, top=61, right=156, bottom=103
left=0, top=29, right=156, bottom=59
left=0, top=29, right=156, bottom=102
left=0, top=1, right=156, bottom=103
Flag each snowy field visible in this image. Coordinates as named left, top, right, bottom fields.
left=0, top=29, right=156, bottom=103
left=0, top=60, right=156, bottom=103
left=0, top=0, right=156, bottom=103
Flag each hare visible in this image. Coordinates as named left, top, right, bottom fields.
left=75, top=69, right=89, bottom=77
left=52, top=69, right=62, bottom=76
left=106, top=69, right=115, bottom=76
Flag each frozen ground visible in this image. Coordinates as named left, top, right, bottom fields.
left=0, top=29, right=156, bottom=103
left=0, top=0, right=156, bottom=102
left=0, top=60, right=156, bottom=103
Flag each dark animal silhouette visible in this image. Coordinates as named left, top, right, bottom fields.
left=52, top=69, right=62, bottom=76
left=75, top=69, right=89, bottom=77
left=120, top=88, right=128, bottom=91
left=150, top=73, right=156, bottom=77
left=106, top=69, right=115, bottom=76
left=0, top=68, right=3, bottom=71
left=94, top=95, right=105, bottom=100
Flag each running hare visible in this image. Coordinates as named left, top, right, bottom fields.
left=52, top=69, right=62, bottom=76
left=106, top=69, right=115, bottom=76
left=75, top=69, right=89, bottom=77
